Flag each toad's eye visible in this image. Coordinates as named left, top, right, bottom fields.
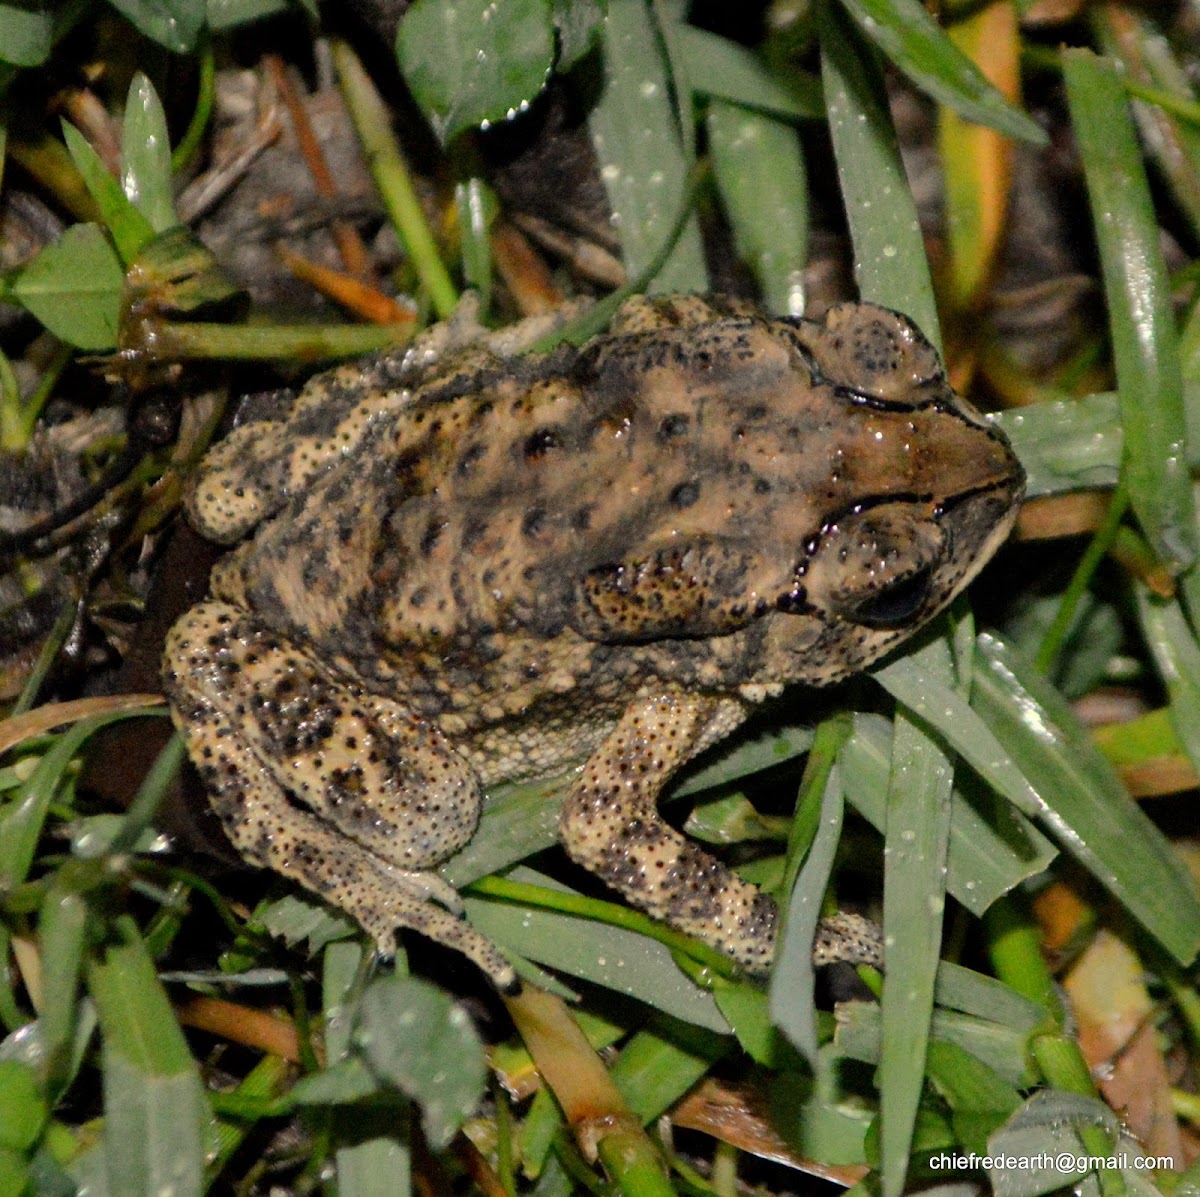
left=844, top=565, right=935, bottom=628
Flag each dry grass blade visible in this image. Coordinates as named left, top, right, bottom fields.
left=0, top=694, right=164, bottom=757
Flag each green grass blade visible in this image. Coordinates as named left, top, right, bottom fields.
left=463, top=870, right=730, bottom=1032
left=834, top=0, right=1044, bottom=144
left=1134, top=587, right=1200, bottom=793
left=0, top=713, right=149, bottom=889
left=86, top=922, right=209, bottom=1197
left=321, top=940, right=413, bottom=1197
left=880, top=685, right=955, bottom=1197
left=834, top=1002, right=1036, bottom=1090
left=37, top=885, right=88, bottom=1095
left=588, top=0, right=707, bottom=293
left=770, top=718, right=848, bottom=1060
left=841, top=714, right=1057, bottom=915
left=993, top=393, right=1120, bottom=498
left=974, top=633, right=1200, bottom=965
left=820, top=12, right=955, bottom=1190
left=676, top=25, right=823, bottom=119
left=1063, top=48, right=1197, bottom=581
left=1091, top=6, right=1200, bottom=244
left=934, top=962, right=1044, bottom=1033
left=61, top=123, right=155, bottom=264
left=609, top=1025, right=725, bottom=1124
left=819, top=0, right=939, bottom=345
left=707, top=99, right=809, bottom=316
left=874, top=649, right=1042, bottom=819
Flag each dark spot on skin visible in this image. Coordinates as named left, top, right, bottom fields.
left=754, top=478, right=771, bottom=495
left=745, top=403, right=768, bottom=422
left=524, top=428, right=559, bottom=458
left=669, top=481, right=700, bottom=509
left=410, top=586, right=428, bottom=609
left=658, top=413, right=689, bottom=440
left=572, top=506, right=593, bottom=532
left=421, top=520, right=445, bottom=555
left=456, top=443, right=486, bottom=475
left=776, top=586, right=809, bottom=613
left=522, top=508, right=546, bottom=538
left=462, top=519, right=488, bottom=549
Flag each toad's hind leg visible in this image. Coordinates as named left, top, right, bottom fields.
left=559, top=688, right=778, bottom=974
left=164, top=601, right=517, bottom=992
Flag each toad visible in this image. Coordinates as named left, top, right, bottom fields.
left=163, top=295, right=1024, bottom=992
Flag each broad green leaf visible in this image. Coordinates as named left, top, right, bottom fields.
left=974, top=633, right=1200, bottom=965
left=396, top=0, right=555, bottom=143
left=105, top=0, right=203, bottom=52
left=552, top=0, right=604, bottom=71
left=87, top=927, right=209, bottom=1197
left=206, top=0, right=291, bottom=28
left=985, top=1091, right=1130, bottom=1197
left=677, top=25, right=823, bottom=120
left=121, top=73, right=177, bottom=233
left=9, top=224, right=121, bottom=350
left=1064, top=48, right=1196, bottom=580
left=353, top=975, right=484, bottom=1149
left=587, top=0, right=707, bottom=292
left=835, top=0, right=1045, bottom=144
left=708, top=100, right=808, bottom=316
left=0, top=3, right=51, bottom=66
left=289, top=1057, right=380, bottom=1106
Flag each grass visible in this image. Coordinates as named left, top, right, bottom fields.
left=2, top=1, right=1200, bottom=1195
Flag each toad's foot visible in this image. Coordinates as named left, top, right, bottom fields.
left=559, top=687, right=777, bottom=975
left=164, top=600, right=517, bottom=992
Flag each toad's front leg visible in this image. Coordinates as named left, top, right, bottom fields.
left=559, top=688, right=778, bottom=974
left=163, top=600, right=518, bottom=992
